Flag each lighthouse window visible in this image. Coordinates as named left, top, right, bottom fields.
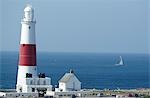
left=43, top=80, right=46, bottom=85
left=29, top=26, right=31, bottom=29
left=26, top=73, right=32, bottom=78
left=32, top=88, right=35, bottom=92
left=37, top=80, right=40, bottom=85
left=19, top=87, right=22, bottom=92
left=30, top=80, right=33, bottom=85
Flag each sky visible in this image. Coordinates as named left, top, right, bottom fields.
left=0, top=0, right=149, bottom=53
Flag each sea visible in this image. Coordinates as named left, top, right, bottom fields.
left=0, top=51, right=149, bottom=89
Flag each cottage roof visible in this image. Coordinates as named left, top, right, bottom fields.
left=59, top=70, right=80, bottom=83
left=59, top=73, right=74, bottom=83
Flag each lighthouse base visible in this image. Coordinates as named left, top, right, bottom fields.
left=16, top=77, right=52, bottom=93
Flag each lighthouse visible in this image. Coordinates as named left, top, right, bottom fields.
left=17, top=5, right=37, bottom=86
left=16, top=5, right=52, bottom=93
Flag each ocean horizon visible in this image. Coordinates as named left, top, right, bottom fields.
left=0, top=51, right=149, bottom=89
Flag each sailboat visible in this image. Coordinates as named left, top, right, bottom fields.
left=115, top=56, right=124, bottom=66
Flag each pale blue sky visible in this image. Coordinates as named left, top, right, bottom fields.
left=0, top=0, right=149, bottom=53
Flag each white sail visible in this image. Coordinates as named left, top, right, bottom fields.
left=119, top=56, right=123, bottom=65
left=115, top=56, right=124, bottom=66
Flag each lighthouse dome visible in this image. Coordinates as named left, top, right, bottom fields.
left=24, top=5, right=34, bottom=12
left=23, top=4, right=34, bottom=21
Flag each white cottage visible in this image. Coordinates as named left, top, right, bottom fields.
left=57, top=70, right=81, bottom=92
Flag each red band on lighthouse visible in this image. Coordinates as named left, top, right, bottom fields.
left=19, top=44, right=36, bottom=66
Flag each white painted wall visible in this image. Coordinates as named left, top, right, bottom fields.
left=66, top=75, right=81, bottom=91
left=20, top=21, right=36, bottom=44
left=17, top=77, right=52, bottom=93
left=16, top=66, right=37, bottom=92
left=59, top=75, right=81, bottom=92
left=59, top=82, right=66, bottom=91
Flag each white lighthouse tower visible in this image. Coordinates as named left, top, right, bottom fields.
left=17, top=5, right=37, bottom=87
left=16, top=5, right=52, bottom=93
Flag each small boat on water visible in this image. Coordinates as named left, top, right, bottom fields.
left=115, top=56, right=124, bottom=66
